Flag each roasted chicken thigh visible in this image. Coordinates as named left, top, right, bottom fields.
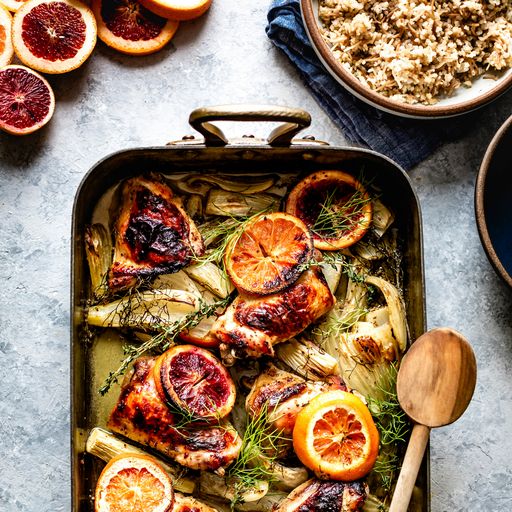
left=109, top=174, right=205, bottom=291
left=246, top=364, right=346, bottom=437
left=275, top=478, right=367, bottom=512
left=108, top=357, right=241, bottom=471
left=212, top=267, right=335, bottom=360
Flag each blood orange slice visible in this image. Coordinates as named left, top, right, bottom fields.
left=0, top=5, right=13, bottom=66
left=293, top=390, right=379, bottom=481
left=12, top=0, right=97, bottom=74
left=154, top=344, right=236, bottom=420
left=92, top=0, right=178, bottom=56
left=225, top=212, right=314, bottom=296
left=286, top=171, right=373, bottom=251
left=138, top=0, right=211, bottom=21
left=0, top=65, right=55, bottom=135
left=95, top=454, right=174, bottom=512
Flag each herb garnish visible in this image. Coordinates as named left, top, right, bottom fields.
left=99, top=294, right=232, bottom=395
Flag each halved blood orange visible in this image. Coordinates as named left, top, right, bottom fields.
left=293, top=390, right=379, bottom=481
left=0, top=5, right=13, bottom=65
left=92, top=0, right=178, bottom=56
left=286, top=171, right=373, bottom=251
left=0, top=65, right=55, bottom=135
left=224, top=212, right=314, bottom=296
left=154, top=344, right=236, bottom=420
left=95, top=454, right=174, bottom=512
left=138, top=0, right=211, bottom=22
left=12, top=0, right=97, bottom=74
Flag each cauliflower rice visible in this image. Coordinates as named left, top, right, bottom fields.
left=319, top=0, right=512, bottom=104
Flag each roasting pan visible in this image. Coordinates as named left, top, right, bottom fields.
left=71, top=105, right=428, bottom=511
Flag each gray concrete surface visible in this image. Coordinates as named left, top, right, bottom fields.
left=0, top=1, right=511, bottom=511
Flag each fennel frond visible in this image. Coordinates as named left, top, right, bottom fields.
left=311, top=186, right=372, bottom=240
left=227, top=402, right=289, bottom=508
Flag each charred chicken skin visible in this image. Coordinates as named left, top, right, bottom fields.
left=275, top=478, right=367, bottom=512
left=109, top=174, right=205, bottom=291
left=108, top=357, right=242, bottom=471
left=211, top=267, right=335, bottom=360
left=246, top=364, right=347, bottom=437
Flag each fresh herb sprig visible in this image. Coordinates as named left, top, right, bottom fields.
left=99, top=295, right=232, bottom=395
left=367, top=364, right=411, bottom=494
left=195, top=207, right=274, bottom=268
left=227, top=402, right=289, bottom=508
left=311, top=186, right=372, bottom=240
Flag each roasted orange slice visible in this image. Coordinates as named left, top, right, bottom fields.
left=293, top=390, right=379, bottom=481
left=95, top=454, right=174, bottom=512
left=224, top=212, right=314, bottom=296
left=154, top=344, right=236, bottom=420
left=92, top=0, right=178, bottom=56
left=286, top=170, right=373, bottom=251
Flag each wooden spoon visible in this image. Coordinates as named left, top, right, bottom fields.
left=389, top=327, right=477, bottom=512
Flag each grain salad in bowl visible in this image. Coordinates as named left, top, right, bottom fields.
left=301, top=0, right=512, bottom=117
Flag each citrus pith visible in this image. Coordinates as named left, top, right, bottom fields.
left=0, top=0, right=26, bottom=13
left=138, top=0, right=211, bottom=21
left=0, top=5, right=13, bottom=65
left=293, top=390, right=379, bottom=481
left=225, top=212, right=314, bottom=296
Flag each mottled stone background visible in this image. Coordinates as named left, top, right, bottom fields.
left=0, top=2, right=511, bottom=511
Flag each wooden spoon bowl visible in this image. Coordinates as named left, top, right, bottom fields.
left=390, top=328, right=477, bottom=512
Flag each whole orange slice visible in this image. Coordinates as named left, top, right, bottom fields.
left=12, top=0, right=97, bottom=74
left=286, top=170, right=373, bottom=251
left=138, top=0, right=211, bottom=21
left=225, top=212, right=314, bottom=296
left=154, top=344, right=236, bottom=420
left=92, top=0, right=178, bottom=56
left=0, top=5, right=13, bottom=65
left=95, top=454, right=174, bottom=512
left=293, top=390, right=379, bottom=481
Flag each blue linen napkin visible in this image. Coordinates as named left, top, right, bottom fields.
left=266, top=0, right=473, bottom=171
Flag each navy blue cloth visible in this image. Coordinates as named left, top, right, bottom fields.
left=266, top=0, right=473, bottom=170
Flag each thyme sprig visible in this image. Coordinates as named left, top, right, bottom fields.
left=99, top=294, right=232, bottom=395
left=194, top=207, right=274, bottom=268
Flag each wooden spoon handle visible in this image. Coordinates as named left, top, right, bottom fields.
left=389, top=423, right=430, bottom=512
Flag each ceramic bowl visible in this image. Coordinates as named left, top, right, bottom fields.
left=301, top=0, right=512, bottom=119
left=475, top=114, right=512, bottom=288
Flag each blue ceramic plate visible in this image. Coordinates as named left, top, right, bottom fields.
left=475, top=115, right=512, bottom=288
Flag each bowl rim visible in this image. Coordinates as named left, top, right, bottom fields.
left=475, top=114, right=512, bottom=288
left=301, top=0, right=512, bottom=118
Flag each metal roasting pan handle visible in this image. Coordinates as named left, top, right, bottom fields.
left=188, top=105, right=312, bottom=147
